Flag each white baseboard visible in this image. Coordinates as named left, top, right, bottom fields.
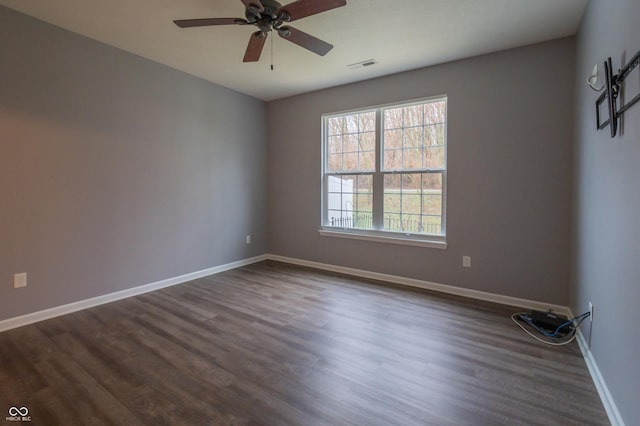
left=0, top=253, right=568, bottom=333
left=0, top=255, right=268, bottom=333
left=573, top=322, right=625, bottom=426
left=266, top=254, right=570, bottom=315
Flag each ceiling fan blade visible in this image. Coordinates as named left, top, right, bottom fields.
left=240, top=0, right=264, bottom=12
left=174, top=18, right=247, bottom=28
left=243, top=31, right=267, bottom=62
left=278, top=26, right=333, bottom=56
left=277, top=0, right=346, bottom=22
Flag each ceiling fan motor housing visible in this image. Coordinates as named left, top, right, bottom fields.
left=259, top=0, right=284, bottom=16
left=247, top=0, right=291, bottom=36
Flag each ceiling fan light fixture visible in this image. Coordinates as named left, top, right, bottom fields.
left=278, top=11, right=292, bottom=22
left=278, top=27, right=292, bottom=37
left=245, top=6, right=262, bottom=23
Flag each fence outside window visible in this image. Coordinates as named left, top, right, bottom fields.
left=329, top=213, right=441, bottom=235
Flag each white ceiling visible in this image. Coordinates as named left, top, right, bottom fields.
left=0, top=0, right=587, bottom=101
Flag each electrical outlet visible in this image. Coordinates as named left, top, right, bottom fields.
left=246, top=235, right=251, bottom=244
left=14, top=272, right=27, bottom=288
left=589, top=301, right=593, bottom=322
left=462, top=256, right=471, bottom=268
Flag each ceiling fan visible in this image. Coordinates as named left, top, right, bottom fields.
left=174, top=0, right=347, bottom=63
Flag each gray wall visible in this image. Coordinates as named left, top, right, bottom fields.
left=268, top=38, right=575, bottom=305
left=572, top=0, right=640, bottom=422
left=0, top=7, right=267, bottom=321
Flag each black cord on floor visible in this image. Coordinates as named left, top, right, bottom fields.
left=511, top=311, right=590, bottom=346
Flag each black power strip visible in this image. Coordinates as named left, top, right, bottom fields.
left=524, top=311, right=574, bottom=335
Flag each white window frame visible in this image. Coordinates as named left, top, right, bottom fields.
left=320, top=96, right=448, bottom=249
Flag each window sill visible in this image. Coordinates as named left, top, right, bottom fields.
left=318, top=229, right=447, bottom=249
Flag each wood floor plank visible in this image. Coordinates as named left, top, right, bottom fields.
left=33, top=355, right=139, bottom=425
left=0, top=261, right=608, bottom=425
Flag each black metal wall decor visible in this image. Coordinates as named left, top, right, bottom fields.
left=595, top=50, right=640, bottom=138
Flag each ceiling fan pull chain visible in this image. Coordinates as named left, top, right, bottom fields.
left=271, top=33, right=274, bottom=70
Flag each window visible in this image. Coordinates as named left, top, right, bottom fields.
left=322, top=97, right=447, bottom=247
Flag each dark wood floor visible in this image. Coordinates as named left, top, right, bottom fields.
left=0, top=261, right=608, bottom=425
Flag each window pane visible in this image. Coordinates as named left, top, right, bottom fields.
left=402, top=194, right=421, bottom=214
left=327, top=154, right=342, bottom=172
left=357, top=193, right=373, bottom=210
left=360, top=151, right=375, bottom=171
left=384, top=173, right=401, bottom=188
left=328, top=116, right=347, bottom=135
left=402, top=148, right=423, bottom=170
left=345, top=134, right=359, bottom=152
left=423, top=146, right=445, bottom=169
left=384, top=108, right=403, bottom=130
left=384, top=213, right=402, bottom=232
left=383, top=172, right=443, bottom=234
left=422, top=172, right=442, bottom=191
left=384, top=174, right=401, bottom=213
left=425, top=101, right=446, bottom=126
left=403, top=105, right=424, bottom=127
left=328, top=209, right=343, bottom=220
left=382, top=100, right=446, bottom=174
left=384, top=129, right=402, bottom=149
left=384, top=149, right=402, bottom=170
left=384, top=193, right=400, bottom=213
left=326, top=174, right=373, bottom=230
left=422, top=216, right=441, bottom=235
left=402, top=173, right=421, bottom=190
left=404, top=127, right=423, bottom=148
left=346, top=114, right=359, bottom=133
left=356, top=175, right=373, bottom=193
left=325, top=111, right=376, bottom=173
left=422, top=194, right=441, bottom=215
left=328, top=135, right=342, bottom=153
left=353, top=175, right=373, bottom=229
left=342, top=152, right=359, bottom=171
left=402, top=214, right=423, bottom=233
left=425, top=123, right=445, bottom=146
left=360, top=131, right=375, bottom=150
left=359, top=112, right=376, bottom=132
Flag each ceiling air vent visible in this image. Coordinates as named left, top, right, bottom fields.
left=347, top=59, right=378, bottom=70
